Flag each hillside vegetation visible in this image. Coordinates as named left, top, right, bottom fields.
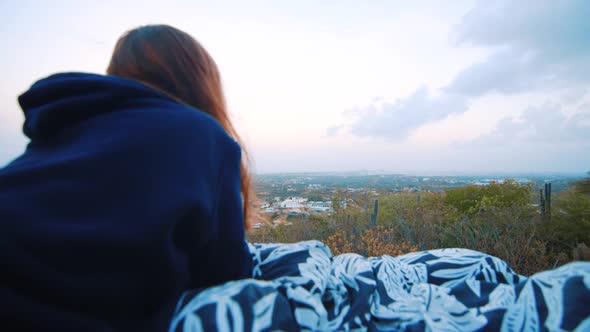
left=248, top=179, right=590, bottom=275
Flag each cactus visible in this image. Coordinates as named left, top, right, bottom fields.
left=545, top=182, right=552, bottom=215
left=540, top=189, right=545, bottom=215
left=540, top=182, right=552, bottom=218
left=370, top=199, right=379, bottom=226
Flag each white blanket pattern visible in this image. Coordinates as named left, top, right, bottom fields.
left=171, top=241, right=590, bottom=332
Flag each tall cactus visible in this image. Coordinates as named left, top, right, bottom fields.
left=370, top=199, right=379, bottom=227
left=545, top=182, right=552, bottom=217
left=540, top=188, right=546, bottom=215
left=540, top=182, right=552, bottom=219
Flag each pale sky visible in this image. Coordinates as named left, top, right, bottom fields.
left=1, top=0, right=589, bottom=174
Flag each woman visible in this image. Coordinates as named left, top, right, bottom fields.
left=0, top=25, right=253, bottom=331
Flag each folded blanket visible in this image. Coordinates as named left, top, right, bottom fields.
left=170, top=241, right=590, bottom=332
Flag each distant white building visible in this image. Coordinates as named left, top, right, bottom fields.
left=307, top=201, right=333, bottom=213
left=280, top=197, right=308, bottom=209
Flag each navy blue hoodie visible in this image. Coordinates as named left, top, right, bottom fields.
left=0, top=73, right=253, bottom=331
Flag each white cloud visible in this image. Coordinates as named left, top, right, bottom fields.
left=472, top=102, right=590, bottom=146
left=447, top=0, right=590, bottom=96
left=332, top=0, right=590, bottom=161
left=334, top=87, right=467, bottom=140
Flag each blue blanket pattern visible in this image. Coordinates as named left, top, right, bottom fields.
left=171, top=241, right=590, bottom=331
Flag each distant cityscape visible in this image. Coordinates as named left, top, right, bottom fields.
left=253, top=172, right=587, bottom=228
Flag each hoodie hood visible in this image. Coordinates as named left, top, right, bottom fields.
left=18, top=72, right=175, bottom=140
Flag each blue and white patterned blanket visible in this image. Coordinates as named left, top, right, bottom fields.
left=170, top=241, right=590, bottom=331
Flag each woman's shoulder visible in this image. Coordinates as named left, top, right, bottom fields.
left=123, top=102, right=237, bottom=149
left=99, top=101, right=240, bottom=168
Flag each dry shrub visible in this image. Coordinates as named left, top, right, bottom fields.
left=326, top=226, right=418, bottom=257
left=361, top=226, right=418, bottom=257
left=326, top=229, right=356, bottom=256
left=437, top=207, right=553, bottom=275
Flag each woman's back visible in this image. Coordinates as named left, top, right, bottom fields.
left=0, top=73, right=252, bottom=331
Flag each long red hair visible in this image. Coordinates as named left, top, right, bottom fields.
left=107, top=25, right=254, bottom=229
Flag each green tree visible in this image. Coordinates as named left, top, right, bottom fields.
left=443, top=180, right=532, bottom=215
left=545, top=179, right=590, bottom=249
